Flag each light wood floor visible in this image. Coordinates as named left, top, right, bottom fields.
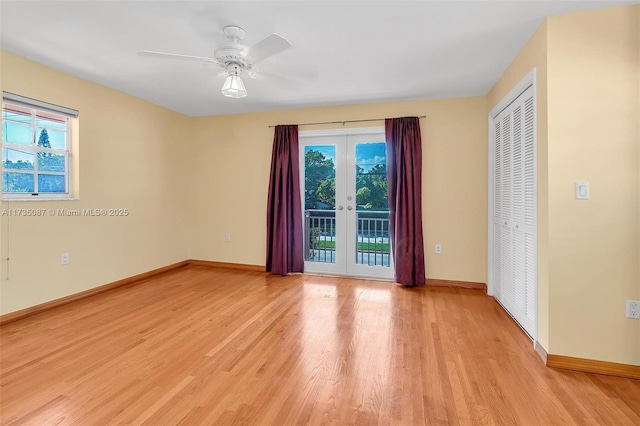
left=1, top=266, right=639, bottom=425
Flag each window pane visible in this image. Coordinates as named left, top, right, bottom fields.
left=2, top=172, right=34, bottom=193
left=304, top=145, right=336, bottom=210
left=36, top=128, right=66, bottom=150
left=36, top=113, right=66, bottom=131
left=2, top=121, right=32, bottom=145
left=2, top=104, right=31, bottom=124
left=37, top=152, right=65, bottom=172
left=2, top=148, right=34, bottom=170
left=38, top=174, right=66, bottom=193
left=355, top=142, right=388, bottom=211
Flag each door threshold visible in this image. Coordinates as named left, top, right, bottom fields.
left=303, top=271, right=395, bottom=283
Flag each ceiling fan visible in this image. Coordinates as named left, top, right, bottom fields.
left=138, top=25, right=292, bottom=98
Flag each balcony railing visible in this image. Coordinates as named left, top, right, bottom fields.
left=304, top=209, right=390, bottom=267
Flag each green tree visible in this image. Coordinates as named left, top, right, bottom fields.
left=35, top=128, right=65, bottom=192
left=303, top=149, right=388, bottom=210
left=356, top=163, right=388, bottom=210
left=316, top=178, right=335, bottom=207
left=304, top=150, right=335, bottom=209
left=356, top=186, right=372, bottom=206
left=37, top=129, right=51, bottom=148
left=2, top=129, right=65, bottom=193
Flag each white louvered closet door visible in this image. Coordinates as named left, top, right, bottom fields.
left=493, top=118, right=502, bottom=301
left=491, top=85, right=536, bottom=339
left=501, top=110, right=513, bottom=316
left=522, top=93, right=536, bottom=331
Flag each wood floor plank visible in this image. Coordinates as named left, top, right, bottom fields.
left=1, top=266, right=639, bottom=425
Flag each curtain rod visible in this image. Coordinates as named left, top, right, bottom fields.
left=268, top=115, right=426, bottom=128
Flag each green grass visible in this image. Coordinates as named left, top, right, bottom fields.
left=312, top=240, right=390, bottom=252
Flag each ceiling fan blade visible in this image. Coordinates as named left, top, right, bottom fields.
left=137, top=50, right=215, bottom=62
left=248, top=34, right=292, bottom=63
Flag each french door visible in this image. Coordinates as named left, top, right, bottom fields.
left=300, top=128, right=394, bottom=279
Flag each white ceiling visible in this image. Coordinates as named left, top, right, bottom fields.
left=0, top=1, right=635, bottom=117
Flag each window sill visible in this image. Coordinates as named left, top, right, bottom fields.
left=2, top=197, right=78, bottom=202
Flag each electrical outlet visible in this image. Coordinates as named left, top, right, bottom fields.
left=60, top=253, right=69, bottom=266
left=626, top=300, right=640, bottom=319
left=435, top=244, right=442, bottom=254
left=225, top=233, right=231, bottom=242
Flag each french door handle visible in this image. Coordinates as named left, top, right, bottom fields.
left=338, top=205, right=344, bottom=211
left=347, top=206, right=353, bottom=211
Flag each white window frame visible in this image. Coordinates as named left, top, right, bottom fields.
left=2, top=92, right=78, bottom=200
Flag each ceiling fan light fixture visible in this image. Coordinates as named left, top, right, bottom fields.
left=139, top=25, right=293, bottom=101
left=221, top=74, right=247, bottom=98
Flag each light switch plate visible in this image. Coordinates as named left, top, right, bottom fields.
left=575, top=182, right=589, bottom=200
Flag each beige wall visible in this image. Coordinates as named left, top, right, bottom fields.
left=2, top=4, right=637, bottom=368
left=546, top=5, right=639, bottom=365
left=189, top=97, right=488, bottom=284
left=0, top=51, right=191, bottom=315
left=487, top=21, right=550, bottom=351
left=1, top=48, right=489, bottom=316
left=488, top=4, right=640, bottom=365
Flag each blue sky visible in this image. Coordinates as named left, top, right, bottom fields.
left=305, top=142, right=386, bottom=171
left=305, top=145, right=336, bottom=161
left=2, top=122, right=66, bottom=150
left=356, top=142, right=386, bottom=167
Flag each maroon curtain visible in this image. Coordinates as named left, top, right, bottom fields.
left=266, top=125, right=304, bottom=275
left=385, top=117, right=426, bottom=286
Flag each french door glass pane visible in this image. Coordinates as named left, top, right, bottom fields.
left=354, top=142, right=390, bottom=267
left=304, top=145, right=336, bottom=263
